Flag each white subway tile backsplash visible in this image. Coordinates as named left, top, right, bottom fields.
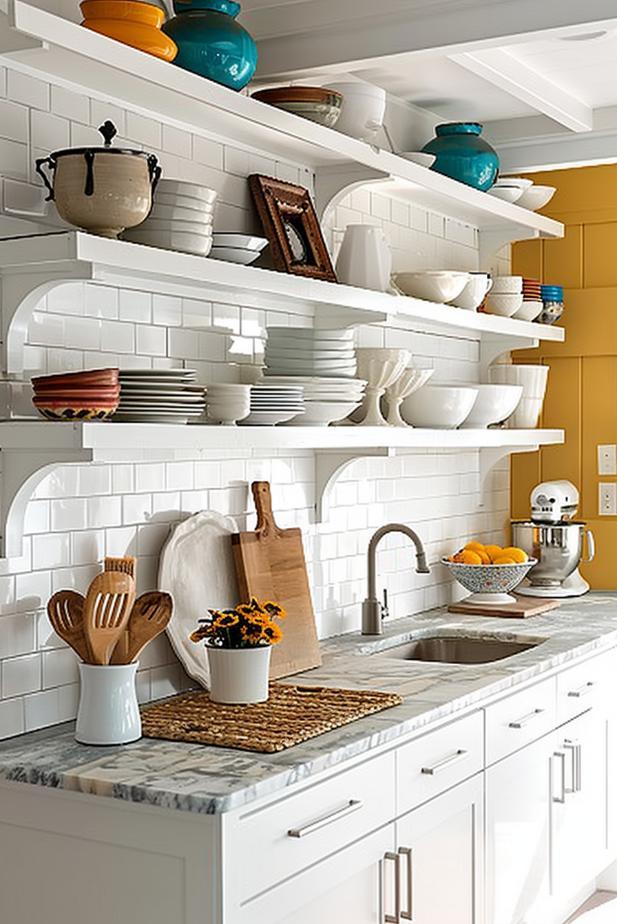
left=0, top=138, right=28, bottom=180
left=0, top=100, right=28, bottom=143
left=119, top=289, right=152, bottom=323
left=7, top=70, right=48, bottom=110
left=31, top=109, right=70, bottom=151
left=0, top=697, right=25, bottom=738
left=153, top=294, right=182, bottom=327
left=32, top=533, right=70, bottom=570
left=162, top=124, right=192, bottom=158
left=3, top=653, right=41, bottom=698
left=126, top=111, right=162, bottom=148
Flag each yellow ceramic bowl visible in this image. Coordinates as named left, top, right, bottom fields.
left=80, top=0, right=177, bottom=61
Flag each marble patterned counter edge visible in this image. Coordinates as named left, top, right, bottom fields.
left=1, top=594, right=617, bottom=815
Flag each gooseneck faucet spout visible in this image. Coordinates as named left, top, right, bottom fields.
left=362, top=523, right=430, bottom=635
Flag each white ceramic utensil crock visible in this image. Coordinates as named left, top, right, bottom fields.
left=206, top=645, right=271, bottom=704
left=75, top=662, right=141, bottom=745
left=336, top=224, right=392, bottom=292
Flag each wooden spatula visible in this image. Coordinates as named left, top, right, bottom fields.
left=83, top=571, right=136, bottom=665
left=105, top=556, right=137, bottom=660
left=111, top=591, right=173, bottom=665
left=47, top=590, right=91, bottom=663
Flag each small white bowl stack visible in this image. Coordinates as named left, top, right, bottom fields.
left=116, top=368, right=205, bottom=424
left=209, top=233, right=268, bottom=266
left=124, top=179, right=217, bottom=255
left=485, top=275, right=523, bottom=318
left=241, top=384, right=305, bottom=426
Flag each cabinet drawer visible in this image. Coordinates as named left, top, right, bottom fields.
left=557, top=649, right=615, bottom=724
left=225, top=750, right=395, bottom=902
left=485, top=677, right=556, bottom=765
left=396, top=711, right=483, bottom=815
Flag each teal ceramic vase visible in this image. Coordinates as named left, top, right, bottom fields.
left=163, top=0, right=257, bottom=92
left=422, top=122, right=499, bottom=191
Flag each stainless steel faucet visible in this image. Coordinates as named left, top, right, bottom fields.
left=362, top=523, right=430, bottom=635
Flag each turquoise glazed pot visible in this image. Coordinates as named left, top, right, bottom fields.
left=422, top=122, right=499, bottom=191
left=163, top=0, right=257, bottom=92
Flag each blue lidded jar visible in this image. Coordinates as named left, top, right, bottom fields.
left=422, top=122, right=499, bottom=191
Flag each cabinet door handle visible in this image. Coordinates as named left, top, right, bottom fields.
left=564, top=741, right=582, bottom=792
left=508, top=708, right=544, bottom=729
left=384, top=851, right=401, bottom=923
left=567, top=682, right=594, bottom=699
left=421, top=748, right=468, bottom=775
left=398, top=847, right=413, bottom=921
left=553, top=751, right=566, bottom=803
left=287, top=799, right=362, bottom=838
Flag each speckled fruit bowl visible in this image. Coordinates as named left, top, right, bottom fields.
left=442, top=557, right=537, bottom=604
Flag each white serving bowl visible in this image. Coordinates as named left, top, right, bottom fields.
left=494, top=177, right=534, bottom=190
left=400, top=152, right=436, bottom=168
left=327, top=81, right=386, bottom=142
left=212, top=234, right=268, bottom=251
left=514, top=300, right=543, bottom=322
left=153, top=192, right=216, bottom=213
left=393, top=271, right=470, bottom=303
left=487, top=186, right=523, bottom=204
left=491, top=275, right=523, bottom=294
left=517, top=185, right=557, bottom=211
left=208, top=247, right=262, bottom=265
left=155, top=180, right=218, bottom=205
left=124, top=227, right=213, bottom=255
left=139, top=218, right=213, bottom=235
left=485, top=293, right=523, bottom=317
left=451, top=273, right=492, bottom=310
left=460, top=384, right=523, bottom=429
left=284, top=399, right=361, bottom=426
left=401, top=385, right=478, bottom=429
left=149, top=202, right=215, bottom=222
left=267, top=328, right=353, bottom=342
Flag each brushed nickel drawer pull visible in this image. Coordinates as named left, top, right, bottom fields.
left=398, top=847, right=413, bottom=921
left=384, top=851, right=401, bottom=923
left=553, top=751, right=566, bottom=803
left=287, top=799, right=363, bottom=838
left=421, top=748, right=468, bottom=775
left=564, top=740, right=582, bottom=792
left=508, top=708, right=545, bottom=729
left=567, top=682, right=594, bottom=699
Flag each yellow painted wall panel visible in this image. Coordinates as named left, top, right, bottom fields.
left=584, top=224, right=617, bottom=287
left=581, top=356, right=617, bottom=521
left=512, top=239, right=543, bottom=279
left=543, top=225, right=583, bottom=290
left=540, top=357, right=581, bottom=489
left=511, top=452, right=541, bottom=519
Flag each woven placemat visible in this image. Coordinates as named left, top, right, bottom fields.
left=141, top=683, right=403, bottom=753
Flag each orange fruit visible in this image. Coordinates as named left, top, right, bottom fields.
left=493, top=556, right=516, bottom=565
left=460, top=550, right=482, bottom=565
left=484, top=544, right=503, bottom=562
left=501, top=546, right=528, bottom=564
left=464, top=541, right=485, bottom=552
left=477, top=550, right=491, bottom=564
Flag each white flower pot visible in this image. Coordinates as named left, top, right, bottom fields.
left=206, top=645, right=271, bottom=704
left=75, top=662, right=141, bottom=745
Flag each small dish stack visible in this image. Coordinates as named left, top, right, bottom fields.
left=116, top=369, right=205, bottom=424
left=240, top=384, right=305, bottom=426
left=209, top=233, right=269, bottom=266
left=264, top=326, right=357, bottom=378
left=485, top=275, right=523, bottom=318
left=31, top=368, right=120, bottom=420
left=124, top=179, right=217, bottom=255
left=262, top=376, right=366, bottom=426
left=539, top=284, right=564, bottom=326
left=515, top=278, right=543, bottom=321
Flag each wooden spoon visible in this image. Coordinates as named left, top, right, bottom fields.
left=47, top=590, right=91, bottom=662
left=111, top=591, right=173, bottom=665
left=83, top=571, right=136, bottom=665
left=105, top=556, right=137, bottom=660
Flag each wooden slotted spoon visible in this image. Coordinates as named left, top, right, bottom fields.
left=47, top=590, right=91, bottom=663
left=83, top=571, right=136, bottom=665
left=111, top=591, right=173, bottom=665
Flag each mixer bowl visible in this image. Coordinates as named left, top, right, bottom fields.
left=512, top=521, right=590, bottom=587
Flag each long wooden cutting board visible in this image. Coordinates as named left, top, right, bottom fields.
left=231, top=481, right=322, bottom=679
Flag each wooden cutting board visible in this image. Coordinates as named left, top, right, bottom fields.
left=448, top=596, right=560, bottom=618
left=231, top=482, right=322, bottom=678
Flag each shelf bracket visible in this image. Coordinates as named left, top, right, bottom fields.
left=315, top=447, right=392, bottom=522
left=315, top=163, right=390, bottom=225
left=478, top=227, right=541, bottom=272
left=0, top=447, right=93, bottom=558
left=480, top=333, right=540, bottom=378
left=478, top=444, right=539, bottom=508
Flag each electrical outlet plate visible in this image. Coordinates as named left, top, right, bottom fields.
left=598, top=444, right=617, bottom=476
left=599, top=482, right=617, bottom=516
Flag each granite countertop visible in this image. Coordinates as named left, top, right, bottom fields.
left=2, top=593, right=617, bottom=815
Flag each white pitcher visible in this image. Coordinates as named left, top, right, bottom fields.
left=336, top=224, right=392, bottom=292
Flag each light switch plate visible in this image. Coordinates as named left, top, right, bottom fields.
left=599, top=482, right=617, bottom=516
left=598, top=444, right=617, bottom=476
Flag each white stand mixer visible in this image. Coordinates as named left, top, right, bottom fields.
left=512, top=480, right=595, bottom=598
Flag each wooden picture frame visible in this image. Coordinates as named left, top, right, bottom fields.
left=249, top=175, right=337, bottom=282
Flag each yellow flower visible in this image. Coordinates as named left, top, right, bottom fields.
left=214, top=612, right=239, bottom=628
left=262, top=623, right=283, bottom=645
left=263, top=600, right=286, bottom=619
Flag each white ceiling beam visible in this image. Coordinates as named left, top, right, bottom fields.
left=250, top=0, right=617, bottom=79
left=449, top=48, right=593, bottom=133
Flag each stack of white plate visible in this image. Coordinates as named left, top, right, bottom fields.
left=124, top=180, right=217, bottom=256
left=239, top=384, right=305, bottom=426
left=264, top=327, right=357, bottom=378
left=261, top=375, right=366, bottom=426
left=116, top=369, right=205, bottom=424
left=209, top=233, right=269, bottom=266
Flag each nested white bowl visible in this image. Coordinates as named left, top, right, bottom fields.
left=400, top=152, right=436, bottom=168
left=487, top=186, right=523, bottom=203
left=155, top=180, right=218, bottom=204
left=401, top=385, right=479, bottom=428
left=485, top=293, right=523, bottom=317
left=212, top=234, right=268, bottom=251
left=491, top=275, right=522, bottom=294
left=494, top=177, right=534, bottom=190
left=284, top=399, right=361, bottom=426
left=124, top=227, right=213, bottom=255
left=460, top=384, right=523, bottom=429
left=209, top=247, right=261, bottom=265
left=140, top=218, right=213, bottom=235
left=517, top=185, right=556, bottom=211
left=149, top=202, right=215, bottom=222
left=514, top=300, right=543, bottom=322
left=267, top=327, right=353, bottom=342
left=393, top=271, right=470, bottom=303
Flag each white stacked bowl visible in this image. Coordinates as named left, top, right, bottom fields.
left=210, top=233, right=269, bottom=266
left=241, top=384, right=305, bottom=426
left=264, top=327, right=357, bottom=379
left=205, top=384, right=251, bottom=426
left=262, top=375, right=366, bottom=426
left=485, top=275, right=523, bottom=317
left=488, top=364, right=549, bottom=428
left=124, top=180, right=217, bottom=256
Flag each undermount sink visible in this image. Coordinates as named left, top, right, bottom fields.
left=374, top=634, right=542, bottom=665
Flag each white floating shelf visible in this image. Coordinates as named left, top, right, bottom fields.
left=0, top=0, right=564, bottom=246
left=0, top=420, right=563, bottom=558
left=0, top=232, right=564, bottom=376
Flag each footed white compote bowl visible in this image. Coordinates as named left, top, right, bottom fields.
left=355, top=348, right=411, bottom=426
left=385, top=368, right=435, bottom=426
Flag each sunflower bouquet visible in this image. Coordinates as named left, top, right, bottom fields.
left=190, top=597, right=285, bottom=649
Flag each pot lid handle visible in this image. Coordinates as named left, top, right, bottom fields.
left=98, top=121, right=118, bottom=147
